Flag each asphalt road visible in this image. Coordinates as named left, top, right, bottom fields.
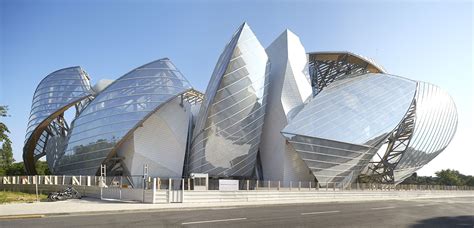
left=1, top=197, right=473, bottom=227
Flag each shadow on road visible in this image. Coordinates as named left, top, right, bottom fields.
left=411, top=216, right=474, bottom=227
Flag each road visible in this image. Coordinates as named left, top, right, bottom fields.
left=1, top=197, right=473, bottom=227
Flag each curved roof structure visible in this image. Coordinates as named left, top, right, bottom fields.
left=56, top=58, right=192, bottom=175
left=393, top=82, right=458, bottom=183
left=23, top=66, right=93, bottom=174
left=188, top=23, right=270, bottom=177
left=282, top=73, right=417, bottom=185
left=22, top=24, right=458, bottom=187
left=307, top=51, right=386, bottom=95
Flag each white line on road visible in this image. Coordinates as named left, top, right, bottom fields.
left=370, top=206, right=395, bottom=210
left=210, top=207, right=239, bottom=210
left=182, top=217, right=247, bottom=225
left=301, top=210, right=341, bottom=215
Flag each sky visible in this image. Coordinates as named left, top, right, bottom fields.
left=0, top=0, right=472, bottom=176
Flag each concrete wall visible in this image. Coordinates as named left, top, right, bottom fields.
left=1, top=184, right=101, bottom=199
left=182, top=190, right=474, bottom=204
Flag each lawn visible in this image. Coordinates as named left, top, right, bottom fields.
left=0, top=191, right=48, bottom=204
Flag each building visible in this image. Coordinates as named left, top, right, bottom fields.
left=23, top=22, right=458, bottom=185
left=188, top=23, right=270, bottom=178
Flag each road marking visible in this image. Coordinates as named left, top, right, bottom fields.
left=182, top=217, right=247, bottom=225
left=210, top=207, right=239, bottom=210
left=370, top=206, right=395, bottom=210
left=301, top=210, right=340, bottom=215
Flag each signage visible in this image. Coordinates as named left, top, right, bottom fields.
left=219, top=179, right=239, bottom=191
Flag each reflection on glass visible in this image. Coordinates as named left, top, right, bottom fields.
left=189, top=23, right=270, bottom=177
left=394, top=82, right=458, bottom=183
left=57, top=58, right=192, bottom=175
left=282, top=73, right=417, bottom=186
left=24, top=67, right=93, bottom=173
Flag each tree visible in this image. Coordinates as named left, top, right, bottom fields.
left=6, top=162, right=26, bottom=175
left=35, top=160, right=51, bottom=175
left=435, top=169, right=464, bottom=186
left=0, top=105, right=14, bottom=175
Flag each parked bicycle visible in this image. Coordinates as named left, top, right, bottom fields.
left=47, top=186, right=82, bottom=201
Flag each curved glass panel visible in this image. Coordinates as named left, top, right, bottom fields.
left=25, top=67, right=92, bottom=144
left=282, top=73, right=417, bottom=185
left=283, top=73, right=417, bottom=146
left=57, top=58, right=192, bottom=175
left=23, top=67, right=92, bottom=174
left=394, top=82, right=458, bottom=183
left=188, top=23, right=270, bottom=177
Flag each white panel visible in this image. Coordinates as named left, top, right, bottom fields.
left=120, top=96, right=191, bottom=178
left=260, top=30, right=313, bottom=182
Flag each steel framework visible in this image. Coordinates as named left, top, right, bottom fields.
left=364, top=99, right=417, bottom=184
left=23, top=97, right=92, bottom=174
left=308, top=52, right=385, bottom=95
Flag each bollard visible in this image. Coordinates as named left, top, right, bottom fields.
left=256, top=180, right=259, bottom=190
left=290, top=181, right=292, bottom=191
left=309, top=181, right=311, bottom=191
left=152, top=178, right=157, bottom=204
left=246, top=180, right=249, bottom=191
left=278, top=181, right=280, bottom=191
left=168, top=178, right=172, bottom=203
left=35, top=175, right=39, bottom=202
left=182, top=179, right=185, bottom=203
left=298, top=181, right=301, bottom=191
left=188, top=178, right=191, bottom=191
left=268, top=180, right=270, bottom=191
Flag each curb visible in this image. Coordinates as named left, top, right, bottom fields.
left=0, top=214, right=45, bottom=220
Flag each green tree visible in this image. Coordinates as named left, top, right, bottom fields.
left=0, top=105, right=14, bottom=175
left=35, top=160, right=51, bottom=175
left=6, top=162, right=26, bottom=175
left=435, top=169, right=464, bottom=186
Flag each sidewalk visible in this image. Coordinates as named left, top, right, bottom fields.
left=1, top=193, right=473, bottom=218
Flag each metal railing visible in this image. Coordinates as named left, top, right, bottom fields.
left=2, top=175, right=473, bottom=191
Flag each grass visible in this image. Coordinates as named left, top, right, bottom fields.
left=0, top=191, right=48, bottom=204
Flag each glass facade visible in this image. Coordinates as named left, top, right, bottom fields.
left=282, top=73, right=417, bottom=185
left=25, top=67, right=92, bottom=145
left=22, top=25, right=458, bottom=184
left=23, top=67, right=93, bottom=174
left=56, top=58, right=192, bottom=175
left=393, top=82, right=458, bottom=183
left=188, top=23, right=270, bottom=177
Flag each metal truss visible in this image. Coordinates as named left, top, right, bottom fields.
left=308, top=52, right=385, bottom=96
left=364, top=99, right=417, bottom=184
left=24, top=97, right=93, bottom=174
left=181, top=88, right=204, bottom=105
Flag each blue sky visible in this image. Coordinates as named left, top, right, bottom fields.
left=0, top=0, right=472, bottom=175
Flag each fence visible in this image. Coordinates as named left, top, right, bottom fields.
left=1, top=175, right=473, bottom=204
left=2, top=175, right=474, bottom=191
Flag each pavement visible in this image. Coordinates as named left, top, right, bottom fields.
left=0, top=197, right=473, bottom=227
left=0, top=193, right=473, bottom=217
